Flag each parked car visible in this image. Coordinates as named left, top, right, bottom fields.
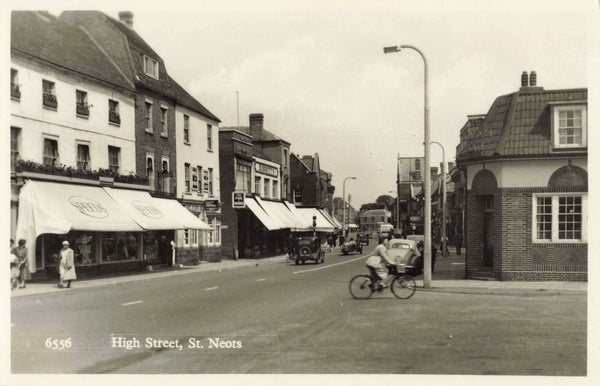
left=341, top=238, right=363, bottom=255
left=387, top=238, right=422, bottom=276
left=357, top=233, right=369, bottom=246
left=292, top=236, right=325, bottom=265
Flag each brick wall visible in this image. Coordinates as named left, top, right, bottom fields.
left=465, top=192, right=484, bottom=274
left=219, top=133, right=236, bottom=259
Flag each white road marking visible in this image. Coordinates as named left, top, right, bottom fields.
left=205, top=286, right=219, bottom=291
left=256, top=278, right=266, bottom=281
left=451, top=262, right=465, bottom=265
left=293, top=254, right=371, bottom=274
left=122, top=300, right=144, bottom=306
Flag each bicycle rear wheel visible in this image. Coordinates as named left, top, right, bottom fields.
left=391, top=275, right=416, bottom=299
left=349, top=275, right=375, bottom=300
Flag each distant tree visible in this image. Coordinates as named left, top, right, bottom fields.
left=360, top=202, right=379, bottom=212
left=375, top=195, right=394, bottom=209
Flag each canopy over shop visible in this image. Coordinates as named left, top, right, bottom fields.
left=15, top=180, right=210, bottom=273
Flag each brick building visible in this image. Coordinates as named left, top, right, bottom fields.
left=456, top=72, right=587, bottom=281
left=290, top=153, right=335, bottom=210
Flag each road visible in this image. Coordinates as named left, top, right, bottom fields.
left=11, top=242, right=586, bottom=375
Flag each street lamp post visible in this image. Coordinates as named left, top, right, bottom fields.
left=342, top=177, right=356, bottom=236
left=431, top=141, right=446, bottom=257
left=384, top=44, right=432, bottom=288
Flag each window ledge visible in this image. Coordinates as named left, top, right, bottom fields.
left=184, top=192, right=193, bottom=195
left=11, top=97, right=20, bottom=102
left=184, top=141, right=191, bottom=146
left=145, top=129, right=154, bottom=135
left=207, top=149, right=214, bottom=153
left=109, top=121, right=120, bottom=127
left=42, top=105, right=57, bottom=112
left=161, top=134, right=169, bottom=139
left=76, top=114, right=89, bottom=120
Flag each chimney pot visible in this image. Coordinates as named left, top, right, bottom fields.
left=529, top=71, right=537, bottom=86
left=521, top=71, right=528, bottom=87
left=118, top=11, right=134, bottom=29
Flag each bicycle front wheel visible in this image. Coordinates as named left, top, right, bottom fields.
left=349, top=275, right=375, bottom=300
left=391, top=275, right=416, bottom=299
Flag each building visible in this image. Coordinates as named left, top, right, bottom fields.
left=395, top=157, right=425, bottom=229
left=61, top=11, right=221, bottom=264
left=456, top=71, right=587, bottom=281
left=10, top=11, right=209, bottom=278
left=358, top=209, right=392, bottom=233
left=289, top=153, right=335, bottom=210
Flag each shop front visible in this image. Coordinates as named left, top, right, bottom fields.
left=16, top=180, right=209, bottom=278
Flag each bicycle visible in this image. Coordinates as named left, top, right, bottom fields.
left=349, top=265, right=416, bottom=300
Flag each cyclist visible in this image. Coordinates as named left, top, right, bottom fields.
left=366, top=237, right=396, bottom=289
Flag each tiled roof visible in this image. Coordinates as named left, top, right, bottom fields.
left=166, top=75, right=220, bottom=122
left=11, top=11, right=133, bottom=91
left=457, top=87, right=587, bottom=161
left=301, top=156, right=314, bottom=171
left=258, top=128, right=289, bottom=144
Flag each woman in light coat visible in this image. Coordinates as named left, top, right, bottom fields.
left=58, top=240, right=76, bottom=288
left=11, top=239, right=31, bottom=288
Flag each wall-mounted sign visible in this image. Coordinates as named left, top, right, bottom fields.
left=205, top=199, right=220, bottom=213
left=232, top=191, right=245, bottom=208
left=255, top=163, right=278, bottom=177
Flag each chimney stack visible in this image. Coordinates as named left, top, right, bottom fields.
left=529, top=71, right=537, bottom=86
left=118, top=11, right=134, bottom=29
left=249, top=113, right=264, bottom=140
left=521, top=71, right=528, bottom=87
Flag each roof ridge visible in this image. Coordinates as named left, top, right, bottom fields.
left=98, top=12, right=139, bottom=83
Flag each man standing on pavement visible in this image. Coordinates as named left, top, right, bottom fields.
left=454, top=231, right=463, bottom=255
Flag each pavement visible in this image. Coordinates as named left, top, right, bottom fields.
left=10, top=249, right=587, bottom=298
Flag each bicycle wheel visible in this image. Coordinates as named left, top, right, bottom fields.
left=349, top=275, right=375, bottom=300
left=391, top=275, right=416, bottom=299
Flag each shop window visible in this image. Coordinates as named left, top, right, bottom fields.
left=161, top=107, right=168, bottom=137
left=532, top=194, right=587, bottom=243
left=77, top=143, right=90, bottom=171
left=108, top=146, right=120, bottom=174
left=183, top=229, right=190, bottom=246
left=272, top=180, right=279, bottom=199
left=101, top=232, right=139, bottom=262
left=264, top=178, right=270, bottom=198
left=143, top=231, right=159, bottom=261
left=190, top=229, right=198, bottom=247
left=43, top=137, right=59, bottom=166
left=255, top=176, right=261, bottom=196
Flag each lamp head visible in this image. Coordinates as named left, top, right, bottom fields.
left=383, top=46, right=401, bottom=54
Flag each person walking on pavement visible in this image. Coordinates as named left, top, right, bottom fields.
left=58, top=240, right=76, bottom=288
left=454, top=231, right=463, bottom=255
left=11, top=239, right=31, bottom=289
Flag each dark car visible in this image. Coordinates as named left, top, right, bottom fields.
left=293, top=236, right=325, bottom=265
left=341, top=238, right=363, bottom=255
left=357, top=233, right=369, bottom=246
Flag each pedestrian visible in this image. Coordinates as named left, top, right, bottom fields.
left=11, top=239, right=31, bottom=289
left=454, top=231, right=463, bottom=255
left=58, top=240, right=76, bottom=289
left=339, top=234, right=345, bottom=246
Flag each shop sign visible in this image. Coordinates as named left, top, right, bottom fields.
left=232, top=191, right=245, bottom=208
left=69, top=196, right=109, bottom=218
left=132, top=200, right=162, bottom=218
left=255, top=163, right=278, bottom=177
left=186, top=204, right=203, bottom=213
left=205, top=199, right=220, bottom=212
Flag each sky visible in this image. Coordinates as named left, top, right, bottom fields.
left=4, top=0, right=598, bottom=207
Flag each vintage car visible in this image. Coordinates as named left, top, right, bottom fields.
left=357, top=233, right=369, bottom=246
left=341, top=239, right=363, bottom=255
left=387, top=238, right=422, bottom=276
left=293, top=236, right=325, bottom=265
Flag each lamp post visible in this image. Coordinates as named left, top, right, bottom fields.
left=384, top=44, right=432, bottom=288
left=388, top=191, right=399, bottom=230
left=342, top=177, right=356, bottom=236
left=431, top=141, right=446, bottom=257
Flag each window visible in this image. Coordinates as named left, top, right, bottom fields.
left=108, top=146, right=120, bottom=174
left=146, top=154, right=155, bottom=190
left=43, top=138, right=58, bottom=166
left=532, top=194, right=587, bottom=242
left=215, top=218, right=221, bottom=245
left=183, top=229, right=189, bottom=246
left=160, top=157, right=170, bottom=194
left=11, top=68, right=20, bottom=100
left=143, top=55, right=159, bottom=79
left=75, top=90, right=89, bottom=116
left=185, top=163, right=191, bottom=192
left=293, top=186, right=302, bottom=203
left=208, top=168, right=213, bottom=195
left=145, top=102, right=153, bottom=132
left=195, top=166, right=202, bottom=192
left=101, top=232, right=138, bottom=262
left=207, top=124, right=212, bottom=150
left=282, top=180, right=287, bottom=199
left=160, top=107, right=168, bottom=136
left=415, top=159, right=421, bottom=171
left=190, top=229, right=198, bottom=247
left=76, top=143, right=90, bottom=171
left=255, top=177, right=261, bottom=196
left=109, top=99, right=120, bottom=125
left=183, top=115, right=190, bottom=143
left=272, top=180, right=279, bottom=199
left=235, top=160, right=252, bottom=193
left=553, top=105, right=587, bottom=148
left=42, top=79, right=57, bottom=109
left=283, top=148, right=288, bottom=167
left=11, top=127, right=20, bottom=171
left=264, top=178, right=270, bottom=198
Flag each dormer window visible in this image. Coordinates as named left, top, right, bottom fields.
left=553, top=104, right=587, bottom=149
left=143, top=55, right=159, bottom=79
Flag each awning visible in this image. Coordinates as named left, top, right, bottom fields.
left=255, top=197, right=306, bottom=230
left=319, top=209, right=341, bottom=230
left=103, top=187, right=210, bottom=230
left=15, top=180, right=143, bottom=273
left=244, top=197, right=281, bottom=230
left=294, top=207, right=336, bottom=232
